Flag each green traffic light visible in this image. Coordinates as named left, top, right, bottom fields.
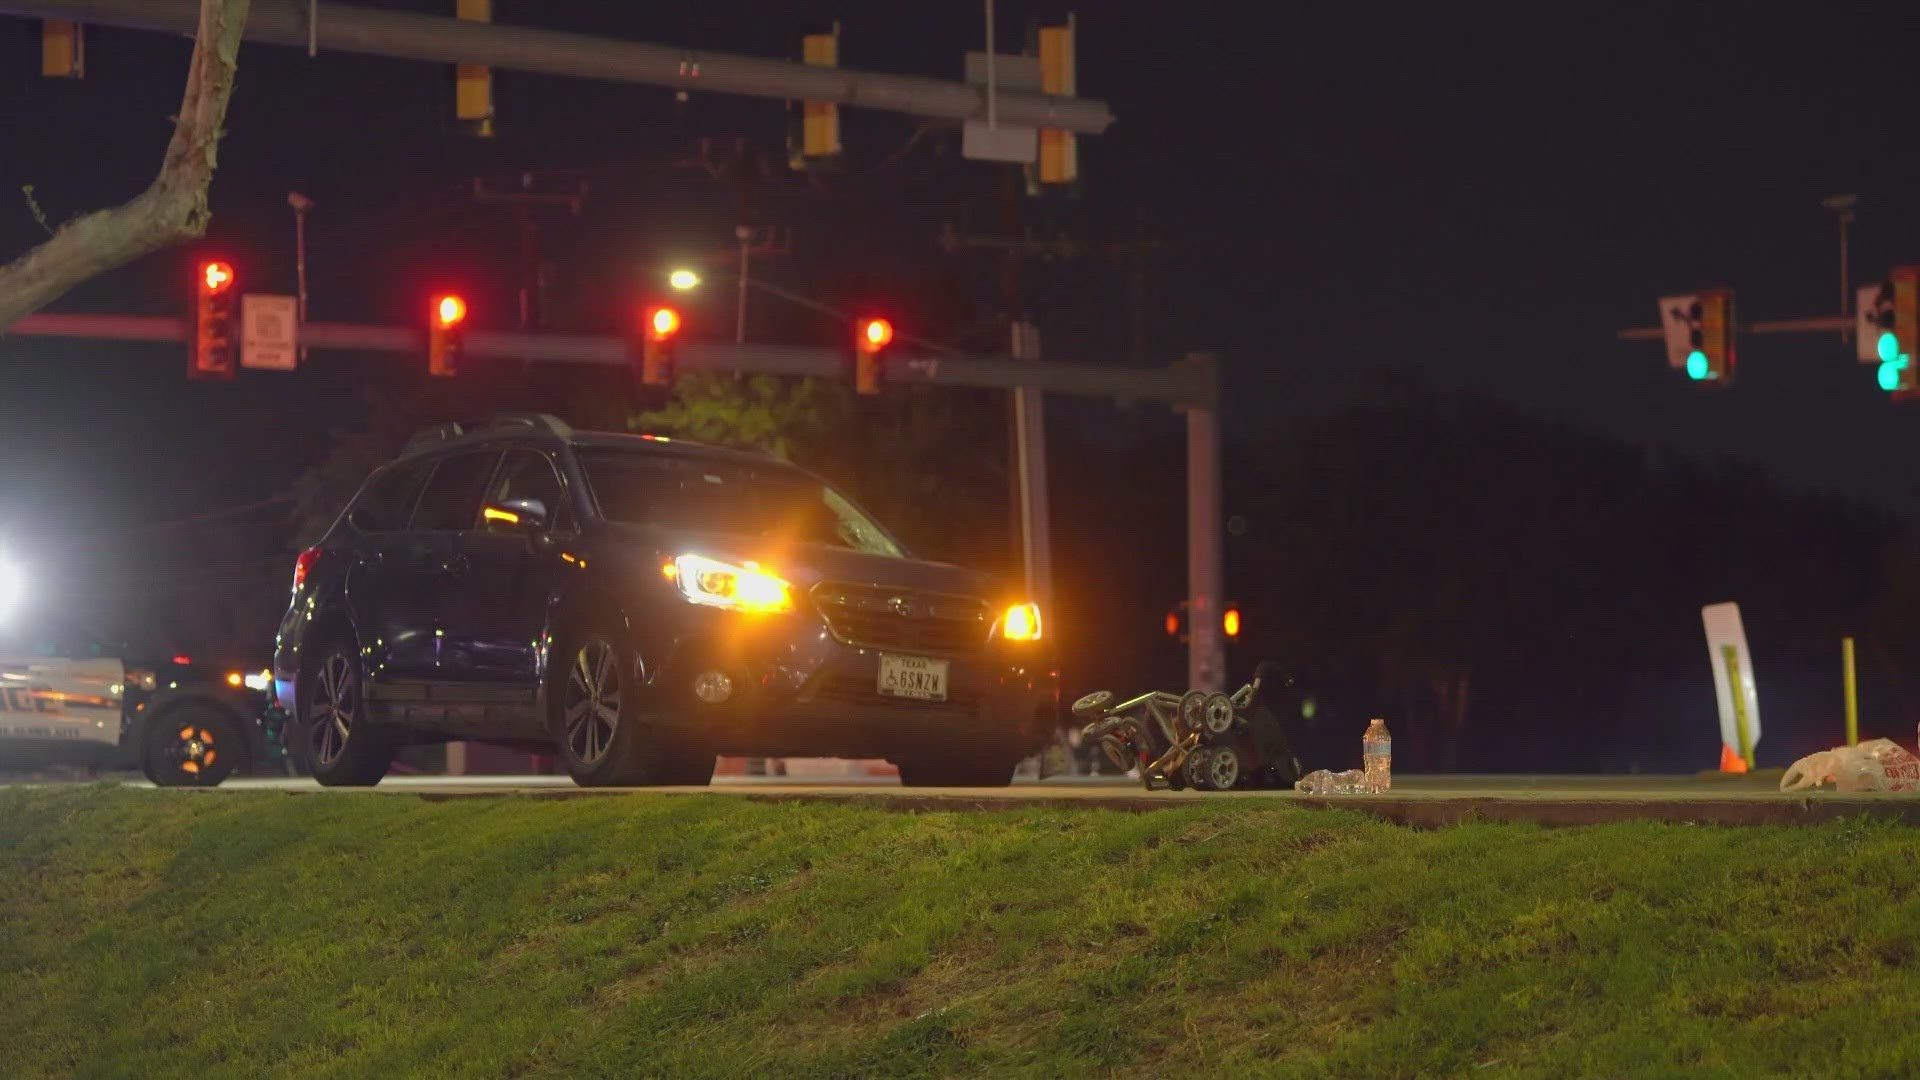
left=1879, top=355, right=1909, bottom=393
left=1685, top=350, right=1711, bottom=380
left=1879, top=330, right=1900, bottom=364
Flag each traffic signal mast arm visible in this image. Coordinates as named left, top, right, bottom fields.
left=0, top=0, right=1114, bottom=135
left=5, top=312, right=1217, bottom=409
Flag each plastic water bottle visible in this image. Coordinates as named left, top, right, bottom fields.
left=1363, top=718, right=1391, bottom=793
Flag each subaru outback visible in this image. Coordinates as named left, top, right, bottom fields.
left=273, top=415, right=1056, bottom=787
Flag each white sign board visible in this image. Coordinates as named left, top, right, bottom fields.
left=241, top=293, right=299, bottom=371
left=962, top=51, right=1039, bottom=165
left=1659, top=293, right=1699, bottom=371
left=1702, top=602, right=1761, bottom=755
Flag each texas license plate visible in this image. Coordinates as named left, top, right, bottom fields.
left=877, top=654, right=948, bottom=702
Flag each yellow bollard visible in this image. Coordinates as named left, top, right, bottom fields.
left=1723, top=645, right=1755, bottom=770
left=1843, top=636, right=1859, bottom=748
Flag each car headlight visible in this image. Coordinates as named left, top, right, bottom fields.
left=243, top=670, right=272, bottom=691
left=125, top=669, right=157, bottom=692
left=1001, top=602, right=1043, bottom=641
left=669, top=554, right=793, bottom=613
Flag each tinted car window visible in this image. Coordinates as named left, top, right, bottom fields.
left=487, top=448, right=570, bottom=530
left=347, top=461, right=432, bottom=533
left=411, top=451, right=500, bottom=532
left=577, top=447, right=903, bottom=557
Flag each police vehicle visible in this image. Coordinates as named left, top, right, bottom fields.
left=0, top=554, right=291, bottom=785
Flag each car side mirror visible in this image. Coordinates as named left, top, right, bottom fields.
left=482, top=497, right=548, bottom=532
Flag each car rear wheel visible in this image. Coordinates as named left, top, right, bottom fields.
left=142, top=704, right=244, bottom=787
left=303, top=650, right=391, bottom=787
left=893, top=751, right=1019, bottom=788
left=552, top=629, right=711, bottom=787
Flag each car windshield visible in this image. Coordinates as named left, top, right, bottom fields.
left=577, top=447, right=904, bottom=558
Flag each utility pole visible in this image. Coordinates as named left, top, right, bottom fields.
left=1009, top=320, right=1052, bottom=618
left=1824, top=194, right=1858, bottom=343
left=287, top=192, right=313, bottom=364
left=470, top=173, right=587, bottom=331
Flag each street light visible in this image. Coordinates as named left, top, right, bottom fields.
left=669, top=269, right=701, bottom=291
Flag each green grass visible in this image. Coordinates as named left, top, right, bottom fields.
left=3, top=789, right=1920, bottom=1078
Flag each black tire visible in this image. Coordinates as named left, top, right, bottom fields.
left=893, top=751, right=1019, bottom=788
left=551, top=627, right=709, bottom=786
left=1183, top=747, right=1215, bottom=791
left=301, top=648, right=392, bottom=787
left=141, top=704, right=245, bottom=787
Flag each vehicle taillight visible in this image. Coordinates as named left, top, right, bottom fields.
left=293, top=548, right=320, bottom=590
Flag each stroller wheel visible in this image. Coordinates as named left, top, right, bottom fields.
left=1202, top=693, right=1238, bottom=741
left=1184, top=747, right=1215, bottom=790
left=1072, top=690, right=1115, bottom=720
left=1178, top=691, right=1208, bottom=738
left=1207, top=745, right=1243, bottom=791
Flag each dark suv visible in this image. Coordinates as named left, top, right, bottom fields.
left=273, top=415, right=1057, bottom=788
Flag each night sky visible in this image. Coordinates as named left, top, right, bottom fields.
left=3, top=2, right=1920, bottom=609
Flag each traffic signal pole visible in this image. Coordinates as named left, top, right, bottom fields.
left=1185, top=380, right=1226, bottom=692
left=0, top=0, right=1114, bottom=135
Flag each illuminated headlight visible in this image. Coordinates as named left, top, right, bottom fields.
left=126, top=670, right=157, bottom=692
left=671, top=554, right=793, bottom=613
left=243, top=670, right=272, bottom=691
left=1001, top=602, right=1043, bottom=641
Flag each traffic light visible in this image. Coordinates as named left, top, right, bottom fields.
left=854, top=316, right=893, bottom=395
left=429, top=294, right=467, bottom=377
left=1033, top=18, right=1078, bottom=188
left=639, top=305, right=681, bottom=386
left=454, top=0, right=494, bottom=137
left=1223, top=606, right=1242, bottom=639
left=189, top=260, right=237, bottom=381
left=1860, top=269, right=1920, bottom=397
left=1658, top=289, right=1736, bottom=385
left=790, top=23, right=841, bottom=170
left=40, top=19, right=82, bottom=79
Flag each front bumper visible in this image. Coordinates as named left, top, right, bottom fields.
left=640, top=615, right=1058, bottom=759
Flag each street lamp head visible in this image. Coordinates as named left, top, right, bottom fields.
left=669, top=269, right=701, bottom=291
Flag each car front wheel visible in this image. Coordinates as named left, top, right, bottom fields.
left=552, top=629, right=711, bottom=787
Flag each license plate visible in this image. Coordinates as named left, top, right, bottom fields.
left=877, top=654, right=949, bottom=702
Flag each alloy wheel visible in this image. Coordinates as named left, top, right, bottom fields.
left=565, top=641, right=621, bottom=764
left=308, top=654, right=355, bottom=767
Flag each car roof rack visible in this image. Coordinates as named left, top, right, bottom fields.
left=399, top=413, right=573, bottom=458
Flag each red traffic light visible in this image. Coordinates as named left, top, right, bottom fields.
left=435, top=294, right=468, bottom=327
left=859, top=317, right=894, bottom=351
left=201, top=261, right=234, bottom=294
left=649, top=306, right=682, bottom=340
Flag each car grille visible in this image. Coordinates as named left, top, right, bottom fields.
left=810, top=583, right=991, bottom=654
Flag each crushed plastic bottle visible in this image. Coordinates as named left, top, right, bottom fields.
left=1295, top=768, right=1368, bottom=794
left=1363, top=718, right=1391, bottom=793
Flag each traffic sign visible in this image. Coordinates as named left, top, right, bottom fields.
left=1701, top=602, right=1761, bottom=766
left=241, top=294, right=299, bottom=371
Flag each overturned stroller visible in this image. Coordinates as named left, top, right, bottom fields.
left=1074, top=661, right=1305, bottom=791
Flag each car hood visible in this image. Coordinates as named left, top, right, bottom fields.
left=600, top=525, right=1003, bottom=599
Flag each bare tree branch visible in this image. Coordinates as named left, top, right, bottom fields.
left=0, top=0, right=252, bottom=330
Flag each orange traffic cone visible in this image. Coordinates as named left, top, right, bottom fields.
left=1719, top=744, right=1749, bottom=774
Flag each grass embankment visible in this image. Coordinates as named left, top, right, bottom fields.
left=3, top=789, right=1919, bottom=1078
